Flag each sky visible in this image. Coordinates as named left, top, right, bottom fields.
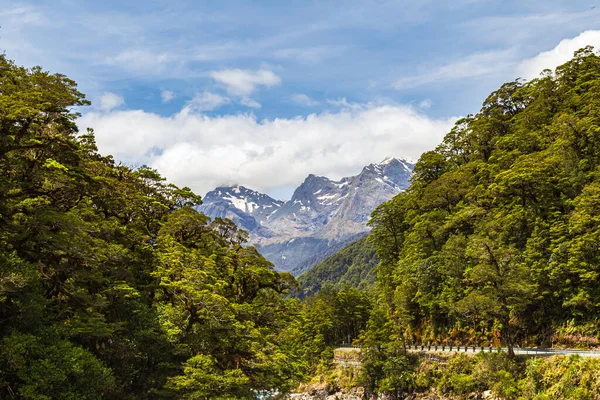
left=2, top=1, right=600, bottom=199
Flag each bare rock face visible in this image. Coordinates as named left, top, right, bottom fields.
left=198, top=185, right=283, bottom=239
left=198, top=157, right=414, bottom=273
left=289, top=387, right=366, bottom=399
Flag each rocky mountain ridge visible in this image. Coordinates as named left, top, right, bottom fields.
left=197, top=157, right=414, bottom=272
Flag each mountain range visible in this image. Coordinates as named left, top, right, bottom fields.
left=197, top=157, right=414, bottom=273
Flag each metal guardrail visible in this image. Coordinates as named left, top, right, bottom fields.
left=403, top=344, right=600, bottom=357
left=335, top=345, right=600, bottom=357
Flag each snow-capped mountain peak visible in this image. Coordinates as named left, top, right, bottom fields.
left=198, top=157, right=415, bottom=272
left=379, top=156, right=395, bottom=165
left=197, top=186, right=283, bottom=237
left=203, top=185, right=283, bottom=216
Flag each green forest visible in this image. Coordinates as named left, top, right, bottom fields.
left=367, top=45, right=600, bottom=351
left=0, top=52, right=371, bottom=399
left=297, top=235, right=378, bottom=298
left=354, top=45, right=600, bottom=398
left=2, top=46, right=600, bottom=399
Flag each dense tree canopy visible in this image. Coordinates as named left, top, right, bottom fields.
left=297, top=235, right=378, bottom=298
left=365, top=46, right=600, bottom=365
left=0, top=54, right=305, bottom=399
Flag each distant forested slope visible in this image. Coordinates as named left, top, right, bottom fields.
left=290, top=232, right=368, bottom=277
left=297, top=235, right=378, bottom=297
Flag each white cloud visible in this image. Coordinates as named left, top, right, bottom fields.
left=98, top=92, right=124, bottom=111
left=240, top=97, right=261, bottom=108
left=326, top=97, right=364, bottom=110
left=78, top=103, right=455, bottom=197
left=517, top=30, right=600, bottom=79
left=208, top=68, right=281, bottom=96
left=183, top=92, right=231, bottom=112
left=292, top=94, right=319, bottom=107
left=419, top=99, right=433, bottom=109
left=0, top=6, right=46, bottom=25
left=461, top=11, right=600, bottom=46
left=392, top=31, right=600, bottom=89
left=393, top=48, right=517, bottom=89
left=161, top=90, right=175, bottom=103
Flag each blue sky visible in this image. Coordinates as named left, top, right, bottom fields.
left=2, top=1, right=600, bottom=199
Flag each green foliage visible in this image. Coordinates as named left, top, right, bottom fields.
left=446, top=374, right=477, bottom=397
left=356, top=304, right=417, bottom=398
left=394, top=352, right=600, bottom=399
left=297, top=235, right=378, bottom=298
left=346, top=47, right=600, bottom=397
left=165, top=354, right=250, bottom=399
left=0, top=54, right=304, bottom=399
left=1, top=329, right=115, bottom=399
left=365, top=47, right=600, bottom=361
left=295, top=285, right=372, bottom=371
left=434, top=354, right=477, bottom=396
left=522, top=356, right=600, bottom=400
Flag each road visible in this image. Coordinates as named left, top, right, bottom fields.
left=335, top=345, right=600, bottom=358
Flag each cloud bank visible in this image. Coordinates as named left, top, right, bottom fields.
left=76, top=31, right=600, bottom=199
left=79, top=104, right=455, bottom=198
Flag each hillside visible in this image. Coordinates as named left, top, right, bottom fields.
left=297, top=235, right=378, bottom=298
left=0, top=55, right=306, bottom=399
left=288, top=232, right=368, bottom=277
left=357, top=47, right=600, bottom=395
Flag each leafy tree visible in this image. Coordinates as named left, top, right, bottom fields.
left=0, top=54, right=305, bottom=399
left=366, top=47, right=600, bottom=371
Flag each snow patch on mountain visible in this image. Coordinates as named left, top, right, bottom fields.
left=198, top=157, right=414, bottom=272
